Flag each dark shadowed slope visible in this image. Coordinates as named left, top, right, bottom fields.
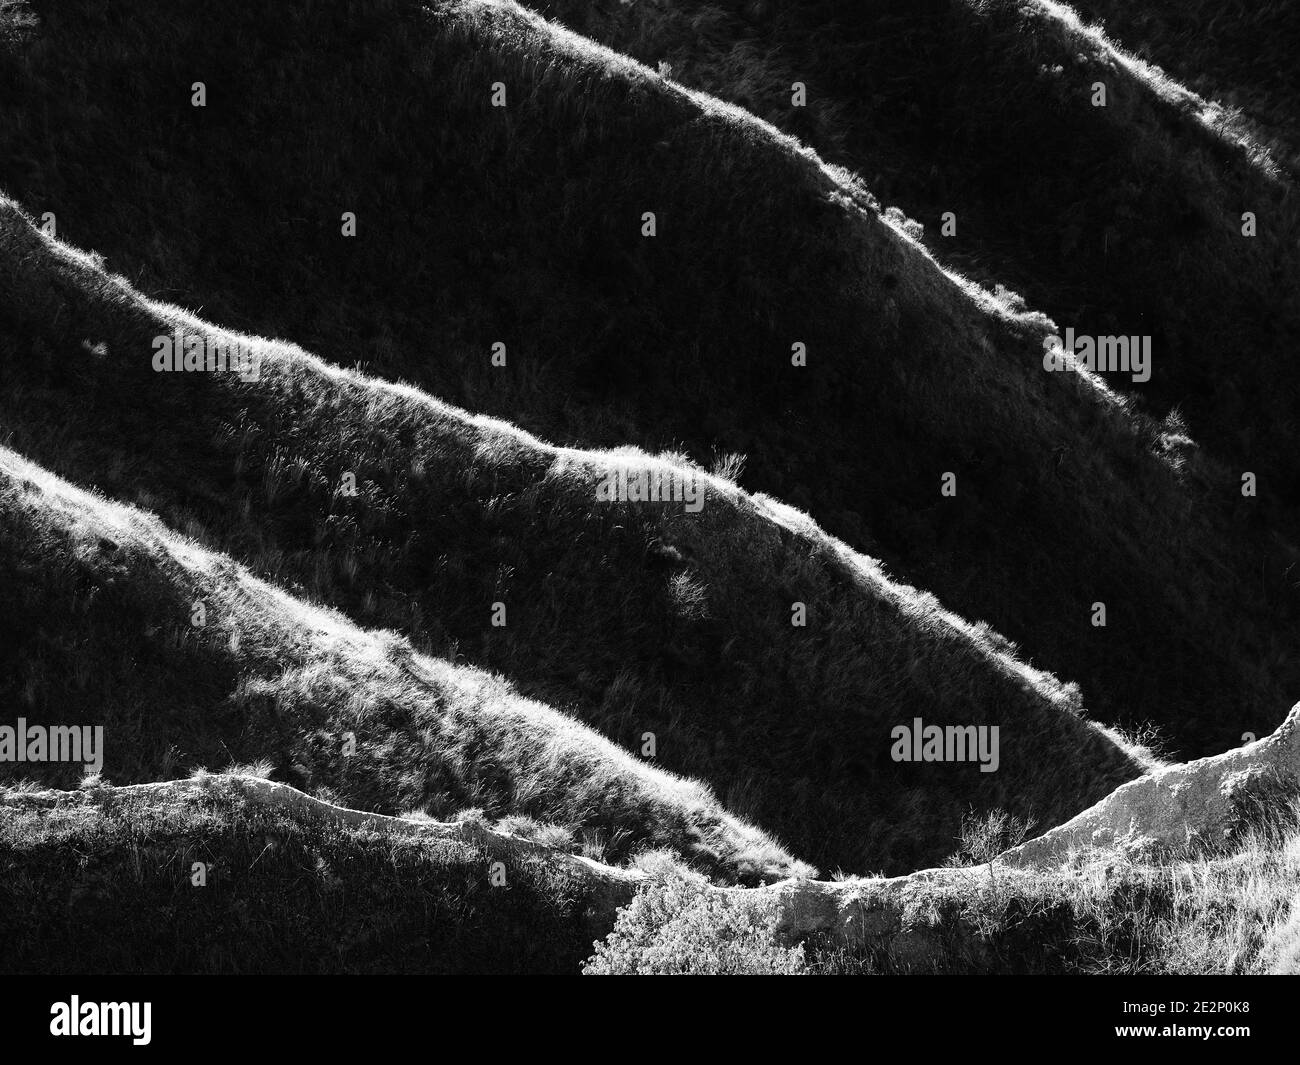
left=534, top=0, right=1300, bottom=492
left=0, top=204, right=1149, bottom=875
left=1065, top=0, right=1300, bottom=168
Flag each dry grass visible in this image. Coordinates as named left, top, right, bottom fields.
left=0, top=0, right=1296, bottom=765
left=0, top=444, right=808, bottom=884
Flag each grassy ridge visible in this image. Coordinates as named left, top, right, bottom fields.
left=0, top=443, right=808, bottom=883
left=1, top=0, right=1297, bottom=977
left=0, top=204, right=1149, bottom=875
left=0, top=776, right=617, bottom=974
left=536, top=0, right=1300, bottom=487
left=589, top=782, right=1300, bottom=975
left=1065, top=0, right=1300, bottom=167
left=819, top=805, right=1300, bottom=975
left=0, top=0, right=1295, bottom=757
left=8, top=774, right=1299, bottom=975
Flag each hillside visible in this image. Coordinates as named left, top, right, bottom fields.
left=1, top=0, right=1299, bottom=985
left=0, top=209, right=1152, bottom=875
left=1066, top=0, right=1300, bottom=167
left=0, top=774, right=635, bottom=974
left=0, top=443, right=809, bottom=883
left=589, top=703, right=1300, bottom=975
left=0, top=0, right=1296, bottom=760
left=6, top=702, right=1298, bottom=975
left=535, top=0, right=1300, bottom=489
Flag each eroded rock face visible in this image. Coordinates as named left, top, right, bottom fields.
left=1000, top=702, right=1300, bottom=869
left=731, top=702, right=1300, bottom=961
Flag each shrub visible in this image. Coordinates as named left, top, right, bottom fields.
left=946, top=807, right=1037, bottom=872
left=582, top=875, right=806, bottom=975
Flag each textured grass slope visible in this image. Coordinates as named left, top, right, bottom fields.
left=0, top=204, right=1150, bottom=875
left=0, top=444, right=808, bottom=884
left=1065, top=0, right=1300, bottom=167
left=0, top=0, right=1296, bottom=757
left=536, top=0, right=1300, bottom=489
left=9, top=769, right=1296, bottom=976
left=0, top=774, right=623, bottom=974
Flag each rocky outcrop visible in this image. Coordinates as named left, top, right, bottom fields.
left=730, top=865, right=1012, bottom=967
left=999, top=701, right=1300, bottom=868
left=741, top=700, right=1300, bottom=961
